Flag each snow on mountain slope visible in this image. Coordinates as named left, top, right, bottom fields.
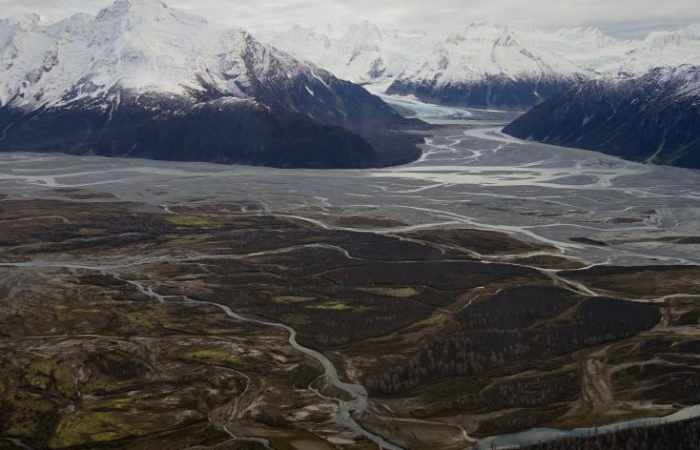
left=0, top=0, right=303, bottom=108
left=264, top=22, right=598, bottom=108
left=384, top=23, right=593, bottom=108
left=264, top=21, right=700, bottom=108
left=612, top=25, right=700, bottom=76
left=261, top=22, right=421, bottom=85
left=0, top=0, right=422, bottom=168
left=396, top=23, right=587, bottom=85
left=504, top=65, right=700, bottom=169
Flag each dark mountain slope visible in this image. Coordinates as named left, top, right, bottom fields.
left=387, top=76, right=580, bottom=110
left=504, top=66, right=700, bottom=169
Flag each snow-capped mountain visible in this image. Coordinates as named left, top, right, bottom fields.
left=504, top=65, right=700, bottom=169
left=386, top=23, right=592, bottom=108
left=611, top=25, right=700, bottom=77
left=264, top=22, right=700, bottom=109
left=0, top=0, right=421, bottom=168
left=261, top=22, right=422, bottom=86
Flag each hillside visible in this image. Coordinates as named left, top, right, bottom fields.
left=504, top=65, right=700, bottom=169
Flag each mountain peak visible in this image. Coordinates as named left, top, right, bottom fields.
left=345, top=21, right=383, bottom=41
left=0, top=0, right=318, bottom=107
left=112, top=0, right=169, bottom=10
left=494, top=30, right=519, bottom=48
left=96, top=0, right=172, bottom=22
left=0, top=13, right=41, bottom=31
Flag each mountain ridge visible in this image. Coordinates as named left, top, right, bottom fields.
left=263, top=21, right=700, bottom=108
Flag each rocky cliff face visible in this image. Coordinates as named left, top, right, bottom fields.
left=504, top=66, right=700, bottom=169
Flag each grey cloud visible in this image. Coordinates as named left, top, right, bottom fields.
left=0, top=0, right=698, bottom=36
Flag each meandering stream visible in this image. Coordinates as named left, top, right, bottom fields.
left=183, top=297, right=405, bottom=450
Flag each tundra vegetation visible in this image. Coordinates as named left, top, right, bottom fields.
left=0, top=195, right=699, bottom=450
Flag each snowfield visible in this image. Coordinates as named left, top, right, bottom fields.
left=262, top=21, right=700, bottom=93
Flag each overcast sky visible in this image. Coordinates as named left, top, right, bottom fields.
left=1, top=0, right=698, bottom=37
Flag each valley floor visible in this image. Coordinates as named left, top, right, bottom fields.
left=1, top=96, right=699, bottom=450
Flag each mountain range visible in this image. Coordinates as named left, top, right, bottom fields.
left=0, top=0, right=422, bottom=168
left=263, top=21, right=700, bottom=169
left=264, top=22, right=700, bottom=109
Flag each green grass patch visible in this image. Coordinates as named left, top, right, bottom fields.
left=127, top=314, right=156, bottom=330
left=358, top=287, right=419, bottom=298
left=99, top=397, right=134, bottom=410
left=308, top=301, right=369, bottom=312
left=185, top=349, right=240, bottom=366
left=274, top=296, right=316, bottom=304
left=165, top=215, right=221, bottom=229
left=50, top=412, right=135, bottom=448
